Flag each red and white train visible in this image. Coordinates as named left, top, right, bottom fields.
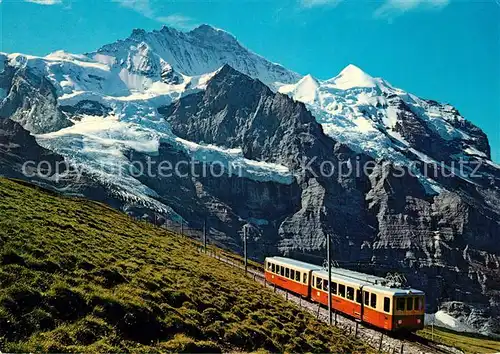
left=264, top=256, right=425, bottom=332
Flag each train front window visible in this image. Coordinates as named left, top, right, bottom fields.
left=370, top=293, right=377, bottom=308
left=407, top=297, right=413, bottom=311
left=396, top=298, right=405, bottom=311
left=347, top=287, right=354, bottom=300
left=271, top=263, right=275, bottom=273
left=339, top=284, right=346, bottom=297
left=384, top=297, right=390, bottom=313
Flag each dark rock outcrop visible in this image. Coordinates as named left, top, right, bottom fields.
left=0, top=118, right=65, bottom=179
left=0, top=62, right=73, bottom=134
left=60, top=100, right=112, bottom=118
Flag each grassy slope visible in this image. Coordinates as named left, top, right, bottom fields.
left=418, top=326, right=500, bottom=354
left=0, top=178, right=372, bottom=353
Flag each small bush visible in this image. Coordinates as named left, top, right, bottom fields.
left=1, top=250, right=25, bottom=266
left=73, top=316, right=111, bottom=345
left=46, top=284, right=89, bottom=321
left=161, top=334, right=221, bottom=353
left=92, top=267, right=127, bottom=287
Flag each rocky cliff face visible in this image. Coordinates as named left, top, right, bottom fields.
left=0, top=56, right=73, bottom=134
left=0, top=118, right=64, bottom=179
left=158, top=66, right=500, bottom=334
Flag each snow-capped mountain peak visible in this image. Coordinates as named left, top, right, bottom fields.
left=94, top=24, right=301, bottom=89
left=189, top=24, right=238, bottom=42
left=325, top=63, right=377, bottom=90
left=280, top=74, right=320, bottom=104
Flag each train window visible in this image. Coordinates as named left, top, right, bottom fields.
left=331, top=282, right=337, bottom=295
left=370, top=293, right=377, bottom=308
left=407, top=297, right=413, bottom=311
left=384, top=297, right=390, bottom=313
left=295, top=270, right=300, bottom=282
left=323, top=279, right=329, bottom=291
left=276, top=265, right=280, bottom=274
left=280, top=266, right=285, bottom=276
left=415, top=297, right=423, bottom=310
left=303, top=273, right=307, bottom=284
left=347, top=287, right=354, bottom=300
left=271, top=263, right=275, bottom=273
left=356, top=290, right=362, bottom=303
left=316, top=277, right=323, bottom=289
left=285, top=267, right=290, bottom=278
left=339, top=284, right=346, bottom=297
left=396, top=298, right=405, bottom=311
left=290, top=269, right=295, bottom=280
left=364, top=292, right=370, bottom=306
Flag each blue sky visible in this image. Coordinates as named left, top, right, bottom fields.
left=1, top=0, right=499, bottom=161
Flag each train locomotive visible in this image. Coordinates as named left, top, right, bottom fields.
left=264, top=256, right=425, bottom=332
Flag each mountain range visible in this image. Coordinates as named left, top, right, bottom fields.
left=0, top=24, right=499, bottom=335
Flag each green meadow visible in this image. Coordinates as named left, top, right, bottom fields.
left=0, top=178, right=372, bottom=353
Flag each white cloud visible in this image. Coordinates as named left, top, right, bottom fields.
left=113, top=0, right=153, bottom=18
left=156, top=14, right=196, bottom=30
left=300, top=0, right=343, bottom=8
left=24, top=0, right=62, bottom=4
left=113, top=0, right=196, bottom=29
left=375, top=0, right=450, bottom=19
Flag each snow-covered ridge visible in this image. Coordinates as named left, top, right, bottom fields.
left=93, top=24, right=301, bottom=90
left=175, top=138, right=294, bottom=184
left=278, top=63, right=495, bottom=194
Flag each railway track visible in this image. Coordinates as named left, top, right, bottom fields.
left=401, top=333, right=461, bottom=354
left=201, top=248, right=462, bottom=354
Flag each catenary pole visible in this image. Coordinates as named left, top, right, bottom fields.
left=203, top=218, right=207, bottom=253
left=327, top=232, right=332, bottom=325
left=243, top=225, right=248, bottom=274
